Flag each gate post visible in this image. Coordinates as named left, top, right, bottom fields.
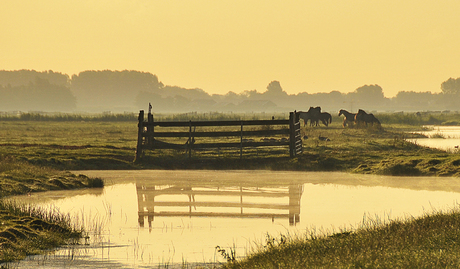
left=134, top=110, right=144, bottom=162
left=289, top=112, right=295, bottom=157
left=240, top=121, right=243, bottom=160
left=188, top=120, right=192, bottom=160
left=147, top=112, right=154, bottom=147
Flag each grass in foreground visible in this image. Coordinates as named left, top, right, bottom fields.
left=0, top=200, right=81, bottom=263
left=222, top=208, right=460, bottom=268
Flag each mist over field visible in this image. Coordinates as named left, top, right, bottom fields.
left=1, top=69, right=460, bottom=113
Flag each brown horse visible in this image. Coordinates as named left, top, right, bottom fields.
left=355, top=109, right=381, bottom=127
left=318, top=112, right=332, bottom=127
left=338, top=109, right=356, bottom=128
left=298, top=106, right=321, bottom=127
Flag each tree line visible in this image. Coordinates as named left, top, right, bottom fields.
left=1, top=69, right=460, bottom=113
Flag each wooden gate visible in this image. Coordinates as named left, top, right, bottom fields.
left=134, top=111, right=302, bottom=161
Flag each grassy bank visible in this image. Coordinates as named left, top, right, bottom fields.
left=222, top=207, right=460, bottom=268
left=0, top=158, right=103, bottom=264
left=0, top=200, right=82, bottom=263
left=0, top=155, right=103, bottom=198
left=0, top=156, right=103, bottom=264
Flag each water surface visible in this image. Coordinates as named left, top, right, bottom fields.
left=8, top=170, right=460, bottom=268
left=409, top=125, right=460, bottom=152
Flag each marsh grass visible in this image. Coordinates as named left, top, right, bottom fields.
left=0, top=200, right=81, bottom=263
left=430, top=132, right=446, bottom=139
left=222, top=207, right=460, bottom=268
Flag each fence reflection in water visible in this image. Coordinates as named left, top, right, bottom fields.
left=136, top=179, right=303, bottom=227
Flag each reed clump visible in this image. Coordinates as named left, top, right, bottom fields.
left=0, top=200, right=81, bottom=263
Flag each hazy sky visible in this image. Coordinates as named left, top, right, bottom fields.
left=2, top=0, right=460, bottom=97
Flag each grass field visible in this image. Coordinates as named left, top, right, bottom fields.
left=1, top=116, right=458, bottom=176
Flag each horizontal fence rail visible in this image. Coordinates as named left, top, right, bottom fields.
left=134, top=110, right=302, bottom=161
left=147, top=119, right=290, bottom=127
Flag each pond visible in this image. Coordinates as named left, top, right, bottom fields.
left=409, top=125, right=460, bottom=152
left=7, top=170, right=460, bottom=268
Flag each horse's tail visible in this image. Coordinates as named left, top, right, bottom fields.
left=329, top=114, right=332, bottom=124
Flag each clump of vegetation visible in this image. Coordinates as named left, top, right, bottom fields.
left=430, top=132, right=446, bottom=138
left=222, top=208, right=460, bottom=268
left=0, top=200, right=81, bottom=263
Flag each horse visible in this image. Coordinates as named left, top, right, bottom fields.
left=338, top=109, right=356, bottom=128
left=298, top=106, right=321, bottom=127
left=298, top=108, right=332, bottom=127
left=355, top=109, right=381, bottom=127
left=318, top=112, right=332, bottom=127
left=307, top=106, right=321, bottom=126
left=297, top=111, right=310, bottom=127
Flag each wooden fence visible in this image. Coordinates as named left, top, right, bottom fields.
left=134, top=110, right=302, bottom=161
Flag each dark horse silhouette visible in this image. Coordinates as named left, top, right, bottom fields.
left=318, top=112, right=332, bottom=127
left=355, top=109, right=381, bottom=127
left=298, top=106, right=321, bottom=127
left=338, top=109, right=356, bottom=128
left=298, top=107, right=331, bottom=127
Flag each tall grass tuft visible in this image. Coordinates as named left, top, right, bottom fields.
left=0, top=200, right=82, bottom=263
left=85, top=177, right=104, bottom=188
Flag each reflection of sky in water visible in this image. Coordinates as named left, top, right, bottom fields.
left=409, top=125, right=460, bottom=151
left=9, top=170, right=460, bottom=268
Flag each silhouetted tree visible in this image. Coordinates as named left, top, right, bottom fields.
left=441, top=77, right=460, bottom=95
left=265, top=81, right=286, bottom=95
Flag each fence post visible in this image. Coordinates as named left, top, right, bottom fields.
left=147, top=112, right=154, bottom=147
left=134, top=110, right=144, bottom=162
left=188, top=120, right=192, bottom=160
left=240, top=121, right=243, bottom=160
left=295, top=111, right=302, bottom=155
left=289, top=112, right=295, bottom=157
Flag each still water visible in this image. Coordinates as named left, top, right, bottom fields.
left=8, top=170, right=460, bottom=268
left=409, top=125, right=460, bottom=152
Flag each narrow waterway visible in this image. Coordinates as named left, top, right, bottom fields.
left=7, top=170, right=460, bottom=268
left=409, top=125, right=460, bottom=152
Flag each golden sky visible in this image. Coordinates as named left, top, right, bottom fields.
left=2, top=0, right=460, bottom=97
